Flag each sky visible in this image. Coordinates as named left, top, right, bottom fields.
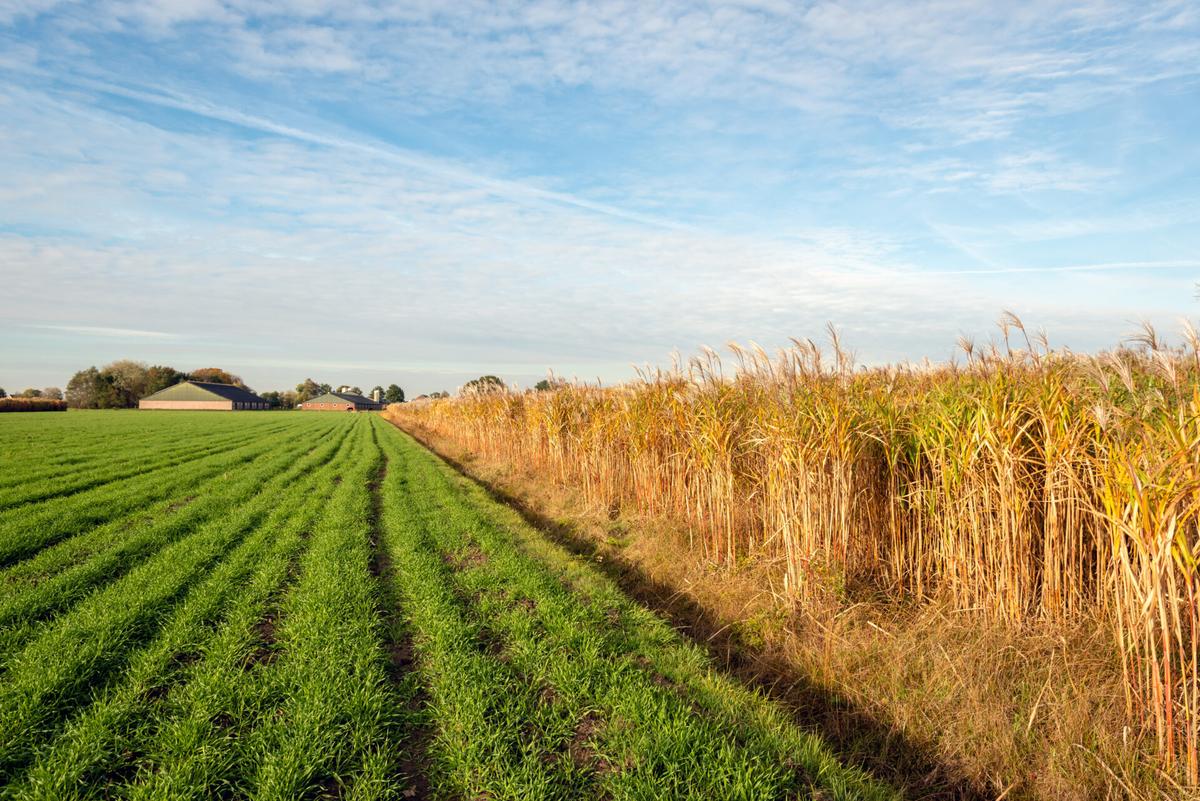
left=0, top=1, right=1198, bottom=395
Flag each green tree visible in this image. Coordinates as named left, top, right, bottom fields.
left=0, top=388, right=6, bottom=398
left=262, top=390, right=296, bottom=408
left=19, top=388, right=42, bottom=398
left=384, top=384, right=405, bottom=403
left=66, top=367, right=119, bottom=409
left=350, top=386, right=363, bottom=396
left=66, top=369, right=97, bottom=408
left=42, top=387, right=63, bottom=400
left=102, top=359, right=150, bottom=406
left=144, top=365, right=186, bottom=395
left=295, top=378, right=323, bottom=403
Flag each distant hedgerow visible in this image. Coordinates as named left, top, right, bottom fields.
left=0, top=398, right=67, bottom=412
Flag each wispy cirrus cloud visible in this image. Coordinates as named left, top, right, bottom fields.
left=0, top=1, right=1197, bottom=391
left=28, top=324, right=180, bottom=339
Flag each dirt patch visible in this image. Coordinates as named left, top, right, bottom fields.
left=446, top=546, right=489, bottom=570
left=244, top=613, right=280, bottom=668
left=568, top=712, right=611, bottom=773
left=631, top=655, right=680, bottom=691
left=143, top=682, right=171, bottom=703
left=171, top=649, right=202, bottom=668
left=254, top=614, right=277, bottom=644
left=388, top=640, right=416, bottom=677
left=101, top=746, right=148, bottom=788
left=313, top=774, right=345, bottom=799
left=167, top=494, right=197, bottom=513
left=475, top=625, right=507, bottom=659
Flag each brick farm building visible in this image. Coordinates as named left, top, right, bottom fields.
left=139, top=381, right=270, bottom=411
left=299, top=391, right=384, bottom=412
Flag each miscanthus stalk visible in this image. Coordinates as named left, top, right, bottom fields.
left=389, top=316, right=1200, bottom=783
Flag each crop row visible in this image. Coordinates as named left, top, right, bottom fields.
left=1, top=415, right=363, bottom=796
left=0, top=412, right=291, bottom=486
left=0, top=416, right=301, bottom=510
left=0, top=415, right=342, bottom=567
left=0, top=416, right=345, bottom=663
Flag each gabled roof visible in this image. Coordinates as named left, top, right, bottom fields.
left=141, top=380, right=267, bottom=404
left=304, top=391, right=383, bottom=407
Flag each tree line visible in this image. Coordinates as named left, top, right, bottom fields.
left=59, top=361, right=407, bottom=409
left=0, top=386, right=63, bottom=400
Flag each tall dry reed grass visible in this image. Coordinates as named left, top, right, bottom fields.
left=388, top=316, right=1200, bottom=784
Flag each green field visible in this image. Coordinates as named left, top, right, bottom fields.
left=0, top=411, right=892, bottom=800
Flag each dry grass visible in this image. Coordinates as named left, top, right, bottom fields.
left=388, top=317, right=1200, bottom=795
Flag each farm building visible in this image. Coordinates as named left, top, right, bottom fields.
left=299, top=391, right=384, bottom=412
left=139, top=381, right=270, bottom=411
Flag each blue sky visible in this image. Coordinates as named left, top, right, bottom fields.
left=1, top=1, right=1198, bottom=395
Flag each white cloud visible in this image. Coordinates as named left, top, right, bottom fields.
left=29, top=324, right=179, bottom=338
left=0, top=1, right=1197, bottom=390
left=10, top=1, right=1200, bottom=139
left=0, top=0, right=64, bottom=25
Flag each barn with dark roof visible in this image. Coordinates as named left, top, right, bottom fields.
left=299, top=391, right=384, bottom=411
left=139, top=381, right=270, bottom=411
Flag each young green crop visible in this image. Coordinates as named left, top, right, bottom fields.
left=0, top=417, right=296, bottom=510
left=0, top=412, right=297, bottom=496
left=0, top=416, right=344, bottom=662
left=0, top=418, right=319, bottom=566
left=5, top=421, right=359, bottom=800
left=0, top=416, right=349, bottom=776
left=239, top=419, right=412, bottom=801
